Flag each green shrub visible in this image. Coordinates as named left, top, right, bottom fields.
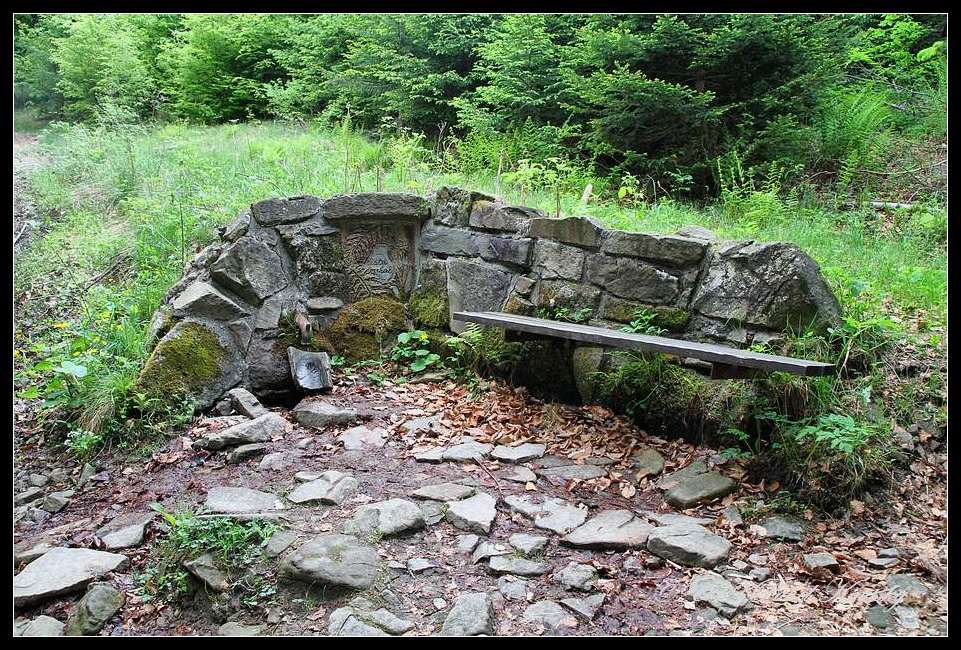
left=391, top=330, right=442, bottom=373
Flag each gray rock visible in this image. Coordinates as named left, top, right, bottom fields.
left=722, top=505, right=743, bottom=527
left=646, top=524, right=731, bottom=568
left=886, top=573, right=928, bottom=597
left=803, top=552, right=839, bottom=572
left=328, top=598, right=414, bottom=636
left=759, top=516, right=805, bottom=542
left=264, top=529, right=298, bottom=558
left=418, top=500, right=447, bottom=526
left=632, top=447, right=665, bottom=478
left=878, top=547, right=900, bottom=559
left=690, top=241, right=841, bottom=331
left=413, top=447, right=446, bottom=463
left=64, top=582, right=125, bottom=636
left=490, top=443, right=546, bottom=463
left=220, top=210, right=250, bottom=242
left=227, top=387, right=268, bottom=418
left=688, top=572, right=751, bottom=618
left=664, top=472, right=736, bottom=508
left=675, top=225, right=718, bottom=241
left=560, top=593, right=605, bottom=621
left=446, top=258, right=513, bottom=333
left=292, top=399, right=360, bottom=428
left=488, top=555, right=551, bottom=577
left=306, top=296, right=344, bottom=314
left=586, top=255, right=679, bottom=304
left=657, top=459, right=709, bottom=490
left=529, top=216, right=602, bottom=249
left=280, top=534, right=380, bottom=590
left=287, top=347, right=333, bottom=392
left=15, top=487, right=43, bottom=506
left=14, top=540, right=54, bottom=567
left=406, top=557, right=438, bottom=575
left=339, top=425, right=386, bottom=451
left=562, top=510, right=652, bottom=549
left=505, top=466, right=537, bottom=483
left=442, top=439, right=493, bottom=462
left=324, top=193, right=429, bottom=221
left=441, top=592, right=494, bottom=636
left=294, top=471, right=322, bottom=482
left=21, top=615, right=65, bottom=636
left=446, top=492, right=497, bottom=535
left=227, top=443, right=269, bottom=464
left=210, top=237, right=288, bottom=305
left=895, top=605, right=920, bottom=630
left=14, top=547, right=128, bottom=607
left=498, top=576, right=530, bottom=601
left=504, top=495, right=588, bottom=534
left=344, top=499, right=426, bottom=537
left=645, top=512, right=714, bottom=527
left=193, top=413, right=287, bottom=451
left=184, top=553, right=230, bottom=591
left=218, top=621, right=265, bottom=636
left=533, top=240, right=586, bottom=280
left=420, top=223, right=486, bottom=257
left=203, top=486, right=287, bottom=513
left=523, top=600, right=578, bottom=631
left=750, top=567, right=772, bottom=582
left=288, top=470, right=359, bottom=505
left=602, top=231, right=707, bottom=265
left=866, top=604, right=893, bottom=629
left=95, top=512, right=155, bottom=550
left=41, top=490, right=72, bottom=513
left=555, top=561, right=597, bottom=591
left=258, top=451, right=292, bottom=471
left=509, top=533, right=548, bottom=557
left=251, top=195, right=323, bottom=226
left=468, top=201, right=537, bottom=234
left=171, top=280, right=249, bottom=320
left=534, top=462, right=606, bottom=481
left=412, top=482, right=475, bottom=502
left=29, top=473, right=49, bottom=487
left=471, top=541, right=511, bottom=565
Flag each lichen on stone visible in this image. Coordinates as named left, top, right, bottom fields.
left=410, top=292, right=449, bottom=329
left=320, top=296, right=407, bottom=362
left=136, top=320, right=227, bottom=401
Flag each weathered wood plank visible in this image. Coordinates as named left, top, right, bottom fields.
left=452, top=311, right=834, bottom=377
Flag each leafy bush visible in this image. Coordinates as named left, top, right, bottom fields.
left=391, top=330, right=442, bottom=373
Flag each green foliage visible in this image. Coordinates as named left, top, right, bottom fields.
left=139, top=504, right=279, bottom=603
left=445, top=324, right=522, bottom=378
left=620, top=308, right=667, bottom=336
left=391, top=330, right=442, bottom=373
left=537, top=305, right=593, bottom=324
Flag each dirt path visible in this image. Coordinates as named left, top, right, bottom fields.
left=13, top=375, right=947, bottom=637
left=14, top=132, right=47, bottom=254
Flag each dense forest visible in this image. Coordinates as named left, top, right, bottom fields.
left=15, top=13, right=947, bottom=199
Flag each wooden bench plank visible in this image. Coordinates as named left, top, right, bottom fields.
left=452, top=311, right=834, bottom=377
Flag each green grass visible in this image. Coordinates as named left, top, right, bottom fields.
left=13, top=118, right=946, bottom=457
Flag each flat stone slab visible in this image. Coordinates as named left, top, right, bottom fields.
left=759, top=516, right=805, bottom=541
left=14, top=547, right=128, bottom=607
left=523, top=600, right=578, bottom=631
left=632, top=446, right=666, bottom=478
left=411, top=482, right=476, bottom=502
left=203, top=486, right=287, bottom=514
left=227, top=443, right=268, bottom=464
left=94, top=511, right=155, bottom=550
left=647, top=524, right=731, bottom=569
left=227, top=387, right=268, bottom=418
left=645, top=512, right=714, bottom=527
left=688, top=572, right=751, bottom=618
left=656, top=458, right=708, bottom=490
left=803, top=552, right=839, bottom=571
left=509, top=533, right=548, bottom=557
left=504, top=466, right=537, bottom=483
left=555, top=561, right=597, bottom=591
left=504, top=495, right=588, bottom=534
left=441, top=439, right=493, bottom=462
left=280, top=534, right=380, bottom=590
left=446, top=492, right=497, bottom=535
left=21, top=615, right=65, bottom=636
left=488, top=555, right=551, bottom=577
left=184, top=553, right=229, bottom=591
left=339, top=425, right=386, bottom=450
left=292, top=399, right=360, bottom=429
left=560, top=593, right=605, bottom=621
left=498, top=576, right=530, bottom=601
left=288, top=471, right=358, bottom=505
left=193, top=413, right=287, bottom=451
left=562, top=510, right=652, bottom=549
left=441, top=592, right=494, bottom=636
left=264, top=529, right=299, bottom=558
left=328, top=597, right=415, bottom=636
left=490, top=443, right=546, bottom=463
left=219, top=622, right=265, bottom=636
left=664, top=471, right=736, bottom=508
left=344, top=499, right=426, bottom=537
left=472, top=541, right=511, bottom=565
left=413, top=447, right=446, bottom=463
left=534, top=463, right=606, bottom=481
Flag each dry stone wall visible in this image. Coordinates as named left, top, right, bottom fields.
left=141, top=187, right=841, bottom=411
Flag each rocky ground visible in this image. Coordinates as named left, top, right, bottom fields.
left=13, top=375, right=948, bottom=637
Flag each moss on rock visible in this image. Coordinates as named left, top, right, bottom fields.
left=319, top=296, right=407, bottom=362
left=601, top=297, right=689, bottom=332
left=410, top=292, right=449, bottom=329
left=136, top=320, right=230, bottom=406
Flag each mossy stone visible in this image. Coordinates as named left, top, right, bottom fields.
left=321, top=296, right=407, bottom=362
left=601, top=297, right=689, bottom=331
left=410, top=293, right=449, bottom=329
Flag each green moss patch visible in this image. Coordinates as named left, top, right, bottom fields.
left=601, top=297, right=689, bottom=331
left=320, top=296, right=407, bottom=362
left=410, top=293, right=449, bottom=329
left=136, top=321, right=227, bottom=400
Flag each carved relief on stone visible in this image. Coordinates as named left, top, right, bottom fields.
left=342, top=223, right=415, bottom=300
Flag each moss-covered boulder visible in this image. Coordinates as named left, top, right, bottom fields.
left=316, top=296, right=407, bottom=362
left=135, top=320, right=242, bottom=411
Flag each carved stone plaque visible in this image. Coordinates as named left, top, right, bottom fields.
left=342, top=223, right=415, bottom=300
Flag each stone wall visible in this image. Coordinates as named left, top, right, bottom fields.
left=141, top=188, right=841, bottom=411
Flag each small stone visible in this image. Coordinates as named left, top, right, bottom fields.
left=803, top=552, right=839, bottom=572
left=441, top=592, right=494, bottom=636
left=895, top=605, right=920, bottom=630
left=95, top=512, right=155, bottom=550
left=867, top=556, right=899, bottom=568
left=748, top=553, right=768, bottom=566
left=664, top=472, right=736, bottom=509
left=721, top=505, right=743, bottom=527
left=456, top=534, right=480, bottom=553
left=645, top=512, right=714, bottom=527
left=646, top=524, right=731, bottom=569
left=264, top=529, right=298, bottom=558
left=218, top=622, right=264, bottom=636
left=406, top=558, right=437, bottom=574
left=534, top=463, right=606, bottom=481
left=258, top=452, right=291, bottom=471
left=21, top=615, right=65, bottom=636
left=730, top=559, right=749, bottom=571
left=29, top=473, right=49, bottom=488
left=750, top=567, right=772, bottom=582
left=328, top=599, right=414, bottom=636
left=411, top=482, right=476, bottom=502
left=433, top=598, right=448, bottom=611
left=563, top=510, right=652, bottom=549
left=193, top=413, right=287, bottom=451
left=184, top=553, right=230, bottom=591
left=227, top=443, right=268, bottom=464
left=280, top=534, right=380, bottom=590
left=14, top=541, right=54, bottom=567
left=77, top=463, right=97, bottom=487
left=504, top=466, right=537, bottom=483
left=498, top=576, right=529, bottom=601
left=203, top=486, right=287, bottom=513
left=446, top=492, right=497, bottom=535
left=533, top=498, right=589, bottom=535
left=688, top=572, right=751, bottom=618
left=14, top=548, right=128, bottom=607
left=560, top=593, right=605, bottom=621
left=886, top=574, right=928, bottom=597
left=523, top=600, right=577, bottom=631
left=490, top=443, right=546, bottom=463
left=295, top=471, right=321, bottom=482
left=289, top=471, right=359, bottom=505
left=15, top=487, right=44, bottom=506
left=554, top=562, right=597, bottom=591
left=64, top=582, right=125, bottom=635
left=632, top=447, right=665, bottom=478
left=866, top=605, right=892, bottom=629
left=339, top=425, right=386, bottom=451
left=227, top=387, right=268, bottom=418
left=878, top=548, right=900, bottom=559
left=296, top=437, right=314, bottom=449
left=344, top=499, right=426, bottom=537
left=656, top=459, right=708, bottom=490
left=759, top=516, right=805, bottom=542
left=414, top=447, right=446, bottom=463
left=418, top=500, right=446, bottom=526
left=441, top=439, right=493, bottom=462
left=41, top=491, right=72, bottom=513
left=509, top=533, right=548, bottom=557
left=292, top=399, right=359, bottom=428
left=488, top=555, right=551, bottom=577
left=471, top=541, right=511, bottom=565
